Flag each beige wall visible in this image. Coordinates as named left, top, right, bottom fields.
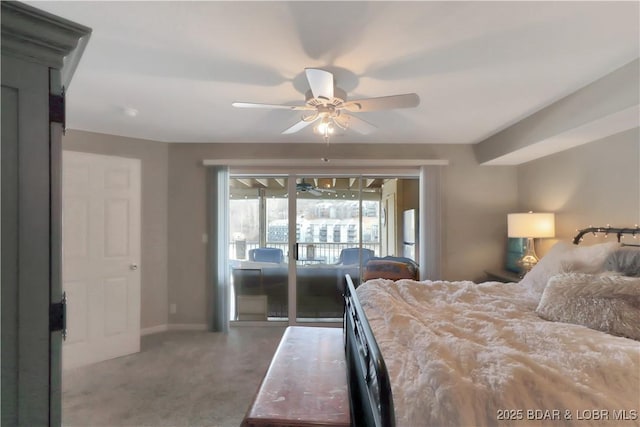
left=167, top=143, right=518, bottom=324
left=438, top=145, right=518, bottom=280
left=167, top=145, right=210, bottom=324
left=61, top=134, right=521, bottom=325
left=63, top=130, right=169, bottom=330
left=61, top=128, right=640, bottom=326
left=517, top=127, right=640, bottom=253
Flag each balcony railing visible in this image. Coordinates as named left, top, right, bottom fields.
left=229, top=241, right=381, bottom=265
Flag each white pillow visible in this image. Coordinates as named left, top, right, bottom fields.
left=520, top=241, right=620, bottom=297
left=536, top=272, right=640, bottom=341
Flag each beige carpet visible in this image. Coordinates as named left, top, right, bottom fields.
left=62, top=327, right=286, bottom=427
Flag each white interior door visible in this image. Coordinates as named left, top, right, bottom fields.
left=62, top=151, right=141, bottom=369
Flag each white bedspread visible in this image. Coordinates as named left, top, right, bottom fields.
left=357, top=279, right=640, bottom=427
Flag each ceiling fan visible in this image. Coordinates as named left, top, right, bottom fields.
left=232, top=68, right=420, bottom=142
left=296, top=178, right=336, bottom=196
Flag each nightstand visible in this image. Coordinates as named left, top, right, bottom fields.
left=485, top=269, right=522, bottom=283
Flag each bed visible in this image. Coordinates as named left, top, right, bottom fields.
left=344, top=227, right=640, bottom=427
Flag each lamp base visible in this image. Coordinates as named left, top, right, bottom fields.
left=517, top=237, right=539, bottom=274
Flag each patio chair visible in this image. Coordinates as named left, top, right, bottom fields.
left=248, top=247, right=284, bottom=263
left=336, top=248, right=374, bottom=265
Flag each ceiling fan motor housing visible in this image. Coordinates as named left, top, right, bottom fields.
left=305, top=87, right=347, bottom=107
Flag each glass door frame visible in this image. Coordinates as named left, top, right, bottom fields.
left=228, top=169, right=420, bottom=327
left=287, top=174, right=366, bottom=326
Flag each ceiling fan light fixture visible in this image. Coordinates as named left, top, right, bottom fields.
left=315, top=118, right=334, bottom=136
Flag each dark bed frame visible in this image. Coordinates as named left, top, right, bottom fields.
left=343, top=274, right=395, bottom=427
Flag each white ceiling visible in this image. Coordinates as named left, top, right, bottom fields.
left=29, top=1, right=640, bottom=144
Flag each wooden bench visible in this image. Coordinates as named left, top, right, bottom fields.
left=242, top=326, right=350, bottom=427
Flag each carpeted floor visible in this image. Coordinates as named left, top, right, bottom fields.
left=62, top=327, right=286, bottom=427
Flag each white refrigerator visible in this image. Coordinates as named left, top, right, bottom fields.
left=403, top=209, right=417, bottom=261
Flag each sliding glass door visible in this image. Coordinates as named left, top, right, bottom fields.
left=228, top=177, right=289, bottom=321
left=294, top=176, right=384, bottom=322
left=227, top=174, right=415, bottom=324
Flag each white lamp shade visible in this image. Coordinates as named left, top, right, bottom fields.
left=508, top=212, right=555, bottom=238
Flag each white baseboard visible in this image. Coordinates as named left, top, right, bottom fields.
left=141, top=323, right=208, bottom=336
left=141, top=324, right=169, bottom=336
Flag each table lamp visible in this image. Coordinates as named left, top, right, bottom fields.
left=507, top=212, right=555, bottom=273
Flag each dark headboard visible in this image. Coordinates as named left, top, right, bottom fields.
left=573, top=226, right=640, bottom=246
left=343, top=274, right=395, bottom=427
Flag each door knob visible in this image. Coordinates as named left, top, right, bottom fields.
left=130, top=263, right=138, bottom=271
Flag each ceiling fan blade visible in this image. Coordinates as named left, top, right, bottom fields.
left=232, top=102, right=312, bottom=111
left=305, top=68, right=334, bottom=101
left=282, top=116, right=319, bottom=134
left=339, top=113, right=377, bottom=135
left=341, top=93, right=420, bottom=112
left=308, top=189, right=322, bottom=196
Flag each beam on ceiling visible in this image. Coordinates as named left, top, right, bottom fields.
left=236, top=178, right=252, bottom=187
left=474, top=58, right=639, bottom=165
